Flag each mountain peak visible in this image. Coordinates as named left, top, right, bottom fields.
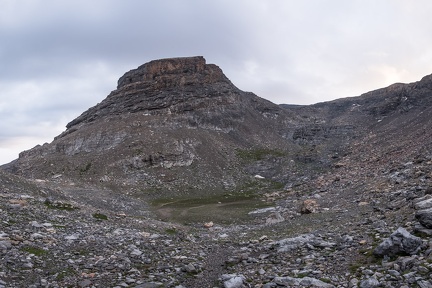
left=119, top=56, right=202, bottom=88
left=66, top=56, right=236, bottom=129
left=117, top=56, right=228, bottom=89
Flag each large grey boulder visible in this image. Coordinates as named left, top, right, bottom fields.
left=359, top=277, right=380, bottom=288
left=414, top=197, right=432, bottom=210
left=274, top=276, right=334, bottom=287
left=220, top=274, right=245, bottom=288
left=373, top=227, right=422, bottom=257
left=416, top=208, right=432, bottom=228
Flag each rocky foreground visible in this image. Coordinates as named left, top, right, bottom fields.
left=1, top=150, right=432, bottom=288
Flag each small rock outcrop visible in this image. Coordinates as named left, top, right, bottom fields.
left=373, top=227, right=423, bottom=257
left=300, top=199, right=319, bottom=214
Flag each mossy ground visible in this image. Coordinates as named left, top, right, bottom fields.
left=151, top=191, right=271, bottom=225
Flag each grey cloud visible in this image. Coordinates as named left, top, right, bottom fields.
left=1, top=0, right=250, bottom=80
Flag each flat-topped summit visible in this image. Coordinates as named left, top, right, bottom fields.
left=117, top=56, right=228, bottom=89
left=66, top=56, right=239, bottom=129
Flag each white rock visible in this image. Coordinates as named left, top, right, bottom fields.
left=64, top=234, right=79, bottom=240
left=415, top=198, right=432, bottom=210
left=30, top=233, right=44, bottom=239
left=266, top=212, right=284, bottom=225
left=248, top=207, right=276, bottom=214
left=223, top=275, right=245, bottom=288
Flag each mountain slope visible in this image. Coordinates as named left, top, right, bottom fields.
left=3, top=57, right=308, bottom=197
left=4, top=57, right=432, bottom=200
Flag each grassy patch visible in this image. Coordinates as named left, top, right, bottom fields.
left=320, top=278, right=332, bottom=284
left=270, top=181, right=284, bottom=190
left=151, top=191, right=270, bottom=225
left=55, top=268, right=76, bottom=281
left=45, top=201, right=79, bottom=211
left=165, top=228, right=177, bottom=235
left=297, top=272, right=309, bottom=278
left=349, top=263, right=362, bottom=275
left=92, top=213, right=108, bottom=220
left=21, top=246, right=47, bottom=256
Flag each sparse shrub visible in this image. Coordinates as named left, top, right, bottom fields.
left=165, top=228, right=177, bottom=235
left=92, top=213, right=108, bottom=220
left=45, top=201, right=79, bottom=211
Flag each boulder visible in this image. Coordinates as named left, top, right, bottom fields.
left=359, top=277, right=380, bottom=288
left=300, top=199, right=319, bottom=214
left=276, top=234, right=315, bottom=252
left=373, top=227, right=422, bottom=257
left=416, top=208, right=432, bottom=228
left=266, top=212, right=284, bottom=225
left=221, top=274, right=245, bottom=288
left=274, top=276, right=334, bottom=287
left=414, top=198, right=432, bottom=210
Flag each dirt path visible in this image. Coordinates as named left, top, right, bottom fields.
left=183, top=244, right=233, bottom=288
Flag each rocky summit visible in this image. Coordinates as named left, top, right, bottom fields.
left=1, top=56, right=432, bottom=287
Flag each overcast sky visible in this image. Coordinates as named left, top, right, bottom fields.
left=1, top=0, right=432, bottom=165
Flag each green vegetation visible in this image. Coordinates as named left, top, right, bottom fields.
left=92, top=213, right=108, bottom=220
left=270, top=181, right=284, bottom=190
left=320, top=278, right=332, bottom=284
left=165, top=228, right=177, bottom=235
left=236, top=148, right=286, bottom=161
left=349, top=263, right=362, bottom=275
left=21, top=246, right=47, bottom=256
left=151, top=190, right=271, bottom=225
left=45, top=201, right=79, bottom=211
left=297, top=272, right=309, bottom=278
left=55, top=268, right=76, bottom=281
